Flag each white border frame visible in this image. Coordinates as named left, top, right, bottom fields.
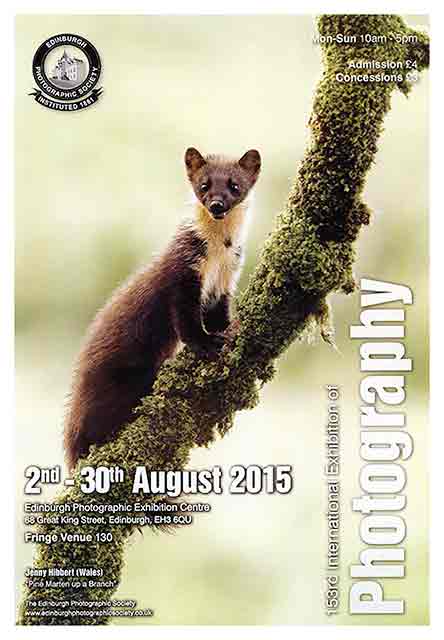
left=2, top=2, right=442, bottom=638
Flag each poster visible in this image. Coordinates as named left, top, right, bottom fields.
left=14, top=12, right=430, bottom=628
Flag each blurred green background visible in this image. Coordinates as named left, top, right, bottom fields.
left=15, top=15, right=429, bottom=625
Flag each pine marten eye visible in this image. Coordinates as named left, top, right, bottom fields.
left=200, top=182, right=210, bottom=194
left=228, top=179, right=240, bottom=195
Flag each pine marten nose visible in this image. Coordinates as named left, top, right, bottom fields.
left=209, top=200, right=225, bottom=218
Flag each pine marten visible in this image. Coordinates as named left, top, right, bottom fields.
left=64, top=147, right=261, bottom=471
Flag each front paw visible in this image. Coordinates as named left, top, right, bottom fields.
left=204, top=318, right=230, bottom=334
left=206, top=333, right=225, bottom=353
left=191, top=333, right=225, bottom=357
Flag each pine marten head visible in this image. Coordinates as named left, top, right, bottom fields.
left=185, top=147, right=261, bottom=220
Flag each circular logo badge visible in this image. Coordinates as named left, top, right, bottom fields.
left=29, top=33, right=103, bottom=112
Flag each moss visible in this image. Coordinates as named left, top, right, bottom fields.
left=18, top=15, right=429, bottom=625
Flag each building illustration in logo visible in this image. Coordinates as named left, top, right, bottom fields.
left=51, top=49, right=86, bottom=86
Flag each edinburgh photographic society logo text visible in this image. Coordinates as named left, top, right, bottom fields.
left=29, top=33, right=103, bottom=112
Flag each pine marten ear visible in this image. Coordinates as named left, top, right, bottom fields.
left=238, top=149, right=261, bottom=182
left=185, top=147, right=206, bottom=179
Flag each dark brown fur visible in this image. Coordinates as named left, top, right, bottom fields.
left=64, top=148, right=261, bottom=471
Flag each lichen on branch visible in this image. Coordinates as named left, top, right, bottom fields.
left=18, top=14, right=429, bottom=625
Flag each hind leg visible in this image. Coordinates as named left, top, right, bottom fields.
left=67, top=367, right=154, bottom=468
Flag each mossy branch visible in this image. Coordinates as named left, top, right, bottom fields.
left=19, top=14, right=429, bottom=625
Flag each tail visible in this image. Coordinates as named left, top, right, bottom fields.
left=63, top=404, right=85, bottom=472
